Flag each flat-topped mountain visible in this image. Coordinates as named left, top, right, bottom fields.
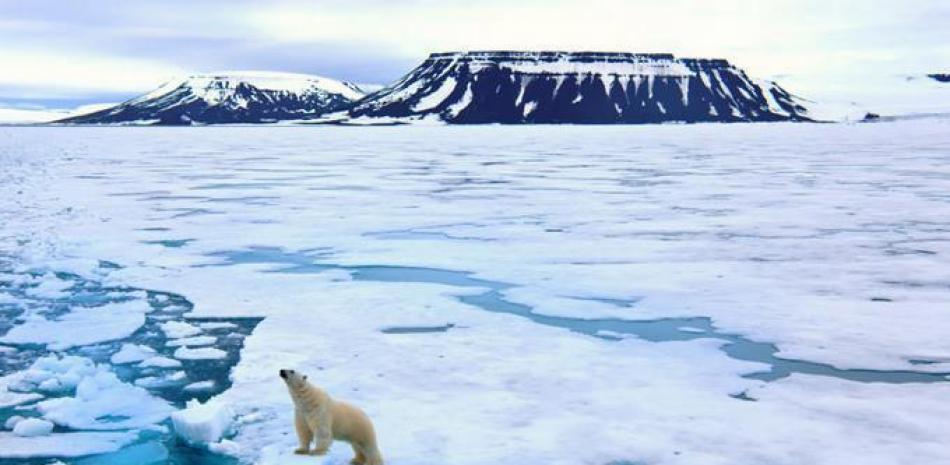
left=58, top=72, right=365, bottom=125
left=347, top=51, right=811, bottom=124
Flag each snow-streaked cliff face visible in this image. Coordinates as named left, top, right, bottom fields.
left=349, top=51, right=811, bottom=124
left=60, top=72, right=365, bottom=125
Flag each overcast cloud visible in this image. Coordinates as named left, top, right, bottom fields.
left=1, top=0, right=947, bottom=108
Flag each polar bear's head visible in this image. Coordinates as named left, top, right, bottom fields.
left=279, top=368, right=309, bottom=389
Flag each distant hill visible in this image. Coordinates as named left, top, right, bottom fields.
left=346, top=51, right=811, bottom=124
left=58, top=72, right=365, bottom=125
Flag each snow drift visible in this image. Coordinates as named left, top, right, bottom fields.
left=347, top=51, right=811, bottom=124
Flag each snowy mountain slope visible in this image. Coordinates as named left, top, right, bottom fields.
left=348, top=51, right=811, bottom=124
left=775, top=73, right=950, bottom=122
left=58, top=72, right=365, bottom=125
left=0, top=103, right=115, bottom=124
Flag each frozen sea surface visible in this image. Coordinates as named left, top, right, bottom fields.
left=1, top=122, right=950, bottom=464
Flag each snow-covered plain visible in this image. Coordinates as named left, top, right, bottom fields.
left=1, top=122, right=950, bottom=464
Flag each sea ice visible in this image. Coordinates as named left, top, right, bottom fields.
left=183, top=380, right=216, bottom=392
left=110, top=343, right=157, bottom=364
left=0, top=300, right=151, bottom=350
left=171, top=399, right=234, bottom=446
left=16, top=355, right=174, bottom=430
left=160, top=321, right=202, bottom=339
left=4, top=415, right=25, bottom=430
left=4, top=124, right=950, bottom=464
left=12, top=418, right=54, bottom=437
left=166, top=336, right=217, bottom=347
left=174, top=347, right=227, bottom=360
left=134, top=371, right=187, bottom=389
left=137, top=356, right=183, bottom=368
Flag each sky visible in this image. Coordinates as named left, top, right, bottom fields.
left=1, top=0, right=948, bottom=109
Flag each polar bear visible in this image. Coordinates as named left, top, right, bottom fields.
left=279, top=369, right=383, bottom=465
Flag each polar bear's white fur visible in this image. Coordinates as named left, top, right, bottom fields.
left=280, top=369, right=383, bottom=465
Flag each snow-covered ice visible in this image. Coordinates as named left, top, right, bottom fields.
left=171, top=399, right=234, bottom=446
left=174, top=347, right=228, bottom=360
left=0, top=299, right=151, bottom=350
left=2, top=122, right=950, bottom=464
left=160, top=321, right=202, bottom=339
left=138, top=356, right=183, bottom=368
left=12, top=417, right=54, bottom=437
left=110, top=343, right=157, bottom=364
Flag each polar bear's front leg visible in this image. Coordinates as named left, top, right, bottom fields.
left=294, top=410, right=313, bottom=455
left=309, top=407, right=333, bottom=455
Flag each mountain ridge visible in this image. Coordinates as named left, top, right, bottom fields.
left=347, top=51, right=811, bottom=124
left=58, top=72, right=364, bottom=125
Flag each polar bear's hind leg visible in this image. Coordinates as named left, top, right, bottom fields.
left=350, top=444, right=366, bottom=465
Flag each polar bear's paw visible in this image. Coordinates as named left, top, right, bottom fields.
left=293, top=448, right=310, bottom=455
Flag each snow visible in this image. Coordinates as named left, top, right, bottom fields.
left=134, top=371, right=187, bottom=388
left=137, top=356, right=183, bottom=368
left=110, top=343, right=157, bottom=364
left=136, top=71, right=364, bottom=105
left=412, top=76, right=458, bottom=112
left=523, top=101, right=538, bottom=117
left=0, top=103, right=116, bottom=124
left=160, top=320, right=202, bottom=338
left=199, top=322, right=238, bottom=330
left=465, top=54, right=694, bottom=77
left=174, top=347, right=227, bottom=360
left=183, top=380, right=216, bottom=392
left=4, top=416, right=26, bottom=430
left=12, top=418, right=54, bottom=437
left=3, top=123, right=950, bottom=464
left=166, top=335, right=217, bottom=347
left=445, top=83, right=473, bottom=118
left=776, top=72, right=950, bottom=120
left=171, top=399, right=234, bottom=446
left=0, top=299, right=151, bottom=350
left=11, top=355, right=174, bottom=430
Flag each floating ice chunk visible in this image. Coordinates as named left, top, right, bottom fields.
left=171, top=400, right=234, bottom=446
left=161, top=321, right=202, bottom=339
left=31, top=357, right=173, bottom=430
left=0, top=431, right=137, bottom=458
left=23, top=355, right=98, bottom=392
left=208, top=439, right=240, bottom=456
left=183, top=380, right=216, bottom=392
left=135, top=371, right=187, bottom=389
left=37, top=378, right=65, bottom=393
left=138, top=356, right=183, bottom=368
left=166, top=336, right=217, bottom=347
left=0, top=389, right=42, bottom=408
left=4, top=415, right=25, bottom=430
left=0, top=300, right=150, bottom=350
left=110, top=344, right=156, bottom=364
left=678, top=326, right=707, bottom=333
left=24, top=274, right=73, bottom=298
left=12, top=418, right=54, bottom=437
left=198, top=322, right=238, bottom=330
left=174, top=347, right=227, bottom=360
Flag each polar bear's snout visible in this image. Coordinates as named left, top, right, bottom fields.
left=279, top=369, right=289, bottom=379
